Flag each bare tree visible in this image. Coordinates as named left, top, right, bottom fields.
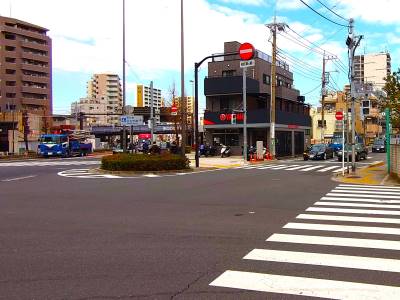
left=168, top=81, right=180, bottom=145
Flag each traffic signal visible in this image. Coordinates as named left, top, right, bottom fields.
left=231, top=114, right=237, bottom=124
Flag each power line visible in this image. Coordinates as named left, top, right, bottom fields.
left=299, top=0, right=349, bottom=28
left=277, top=50, right=322, bottom=77
left=303, top=83, right=322, bottom=95
left=277, top=31, right=325, bottom=56
left=315, top=0, right=349, bottom=22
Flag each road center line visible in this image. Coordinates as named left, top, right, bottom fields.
left=1, top=175, right=37, bottom=182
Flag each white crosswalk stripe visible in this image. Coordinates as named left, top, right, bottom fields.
left=210, top=183, right=400, bottom=298
left=236, top=163, right=356, bottom=173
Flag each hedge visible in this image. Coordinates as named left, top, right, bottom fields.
left=101, top=153, right=190, bottom=171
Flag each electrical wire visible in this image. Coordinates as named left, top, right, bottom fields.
left=299, top=0, right=349, bottom=27
left=277, top=50, right=323, bottom=77
left=315, top=0, right=349, bottom=22
left=303, top=83, right=322, bottom=95
left=277, top=31, right=325, bottom=56
left=277, top=54, right=322, bottom=81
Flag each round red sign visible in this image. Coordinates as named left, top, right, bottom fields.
left=219, top=114, right=226, bottom=121
left=239, top=42, right=255, bottom=60
left=171, top=105, right=178, bottom=113
left=335, top=111, right=344, bottom=121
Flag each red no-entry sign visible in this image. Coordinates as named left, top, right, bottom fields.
left=335, top=111, right=344, bottom=121
left=171, top=105, right=178, bottom=116
left=239, top=43, right=255, bottom=60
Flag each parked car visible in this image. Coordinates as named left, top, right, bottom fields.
left=337, top=143, right=368, bottom=161
left=303, top=143, right=334, bottom=160
left=372, top=139, right=386, bottom=153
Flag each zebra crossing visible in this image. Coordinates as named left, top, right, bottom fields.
left=0, top=159, right=100, bottom=167
left=210, top=183, right=400, bottom=299
left=239, top=163, right=347, bottom=173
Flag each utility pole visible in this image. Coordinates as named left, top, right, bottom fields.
left=347, top=18, right=362, bottom=172
left=266, top=21, right=286, bottom=158
left=180, top=0, right=186, bottom=156
left=321, top=52, right=326, bottom=143
left=150, top=81, right=155, bottom=143
left=122, top=0, right=127, bottom=152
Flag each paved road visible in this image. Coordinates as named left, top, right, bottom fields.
left=0, top=152, right=396, bottom=299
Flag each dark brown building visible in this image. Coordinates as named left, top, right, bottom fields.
left=0, top=16, right=52, bottom=122
left=204, top=41, right=311, bottom=157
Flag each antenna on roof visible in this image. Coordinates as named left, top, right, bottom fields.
left=9, top=0, right=12, bottom=17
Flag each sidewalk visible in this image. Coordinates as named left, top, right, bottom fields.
left=333, top=162, right=400, bottom=186
left=187, top=153, right=273, bottom=169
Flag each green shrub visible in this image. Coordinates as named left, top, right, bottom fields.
left=101, top=153, right=190, bottom=171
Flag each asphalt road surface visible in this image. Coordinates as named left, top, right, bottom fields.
left=1, top=152, right=397, bottom=299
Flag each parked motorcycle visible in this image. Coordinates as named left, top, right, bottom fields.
left=220, top=144, right=231, bottom=158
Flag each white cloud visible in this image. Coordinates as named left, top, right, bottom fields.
left=219, top=0, right=266, bottom=6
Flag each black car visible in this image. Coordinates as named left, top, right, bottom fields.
left=337, top=143, right=368, bottom=161
left=372, top=139, right=386, bottom=153
left=303, top=144, right=334, bottom=160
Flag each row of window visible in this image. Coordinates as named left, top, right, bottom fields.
left=4, top=33, right=47, bottom=45
left=5, top=22, right=46, bottom=35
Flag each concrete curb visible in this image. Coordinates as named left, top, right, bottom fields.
left=332, top=161, right=387, bottom=185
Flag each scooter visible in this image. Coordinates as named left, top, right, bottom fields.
left=220, top=144, right=231, bottom=157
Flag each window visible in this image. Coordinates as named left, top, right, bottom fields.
left=263, top=74, right=271, bottom=85
left=6, top=93, right=16, bottom=98
left=4, top=33, right=16, bottom=40
left=318, top=120, right=327, bottom=128
left=222, top=70, right=235, bottom=77
left=305, top=129, right=311, bottom=135
left=5, top=46, right=15, bottom=51
left=278, top=79, right=284, bottom=86
left=6, top=69, right=16, bottom=74
left=5, top=57, right=16, bottom=63
left=6, top=81, right=16, bottom=86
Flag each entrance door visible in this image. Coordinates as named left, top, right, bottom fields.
left=276, top=131, right=292, bottom=157
left=294, top=131, right=304, bottom=155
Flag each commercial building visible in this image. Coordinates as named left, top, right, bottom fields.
left=136, top=84, right=163, bottom=108
left=86, top=74, right=122, bottom=124
left=173, top=96, right=194, bottom=124
left=0, top=16, right=52, bottom=123
left=70, top=97, right=108, bottom=127
left=354, top=52, right=391, bottom=90
left=203, top=41, right=311, bottom=157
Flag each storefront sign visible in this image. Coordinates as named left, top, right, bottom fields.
left=219, top=113, right=244, bottom=122
left=288, top=124, right=299, bottom=129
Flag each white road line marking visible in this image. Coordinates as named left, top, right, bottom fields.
left=333, top=189, right=400, bottom=196
left=285, top=164, right=312, bottom=170
left=244, top=248, right=400, bottom=273
left=257, top=165, right=280, bottom=169
left=321, top=196, right=400, bottom=204
left=209, top=271, right=400, bottom=299
left=307, top=206, right=400, bottom=216
left=284, top=222, right=400, bottom=235
left=317, top=165, right=341, bottom=172
left=337, top=187, right=400, bottom=192
left=297, top=213, right=400, bottom=224
left=299, top=165, right=324, bottom=171
left=267, top=233, right=400, bottom=251
left=1, top=175, right=37, bottom=182
left=315, top=201, right=400, bottom=209
left=327, top=193, right=400, bottom=199
left=269, top=165, right=292, bottom=169
left=143, top=174, right=161, bottom=178
left=339, top=184, right=400, bottom=190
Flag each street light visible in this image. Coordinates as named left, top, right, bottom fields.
left=190, top=79, right=194, bottom=147
left=122, top=0, right=127, bottom=152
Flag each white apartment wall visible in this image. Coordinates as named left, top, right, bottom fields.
left=364, top=53, right=389, bottom=90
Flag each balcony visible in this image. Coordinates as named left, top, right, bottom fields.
left=22, top=75, right=49, bottom=84
left=21, top=63, right=50, bottom=73
left=22, top=86, right=48, bottom=94
left=204, top=76, right=259, bottom=96
left=21, top=98, right=48, bottom=107
left=21, top=51, right=50, bottom=63
left=21, top=40, right=48, bottom=52
left=4, top=26, right=47, bottom=40
left=276, top=86, right=300, bottom=101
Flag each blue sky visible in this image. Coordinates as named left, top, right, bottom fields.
left=1, top=0, right=399, bottom=114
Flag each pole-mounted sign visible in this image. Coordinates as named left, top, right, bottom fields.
left=239, top=42, right=255, bottom=60
left=335, top=111, right=343, bottom=121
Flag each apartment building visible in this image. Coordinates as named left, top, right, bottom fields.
left=204, top=41, right=311, bottom=157
left=0, top=16, right=52, bottom=121
left=136, top=84, right=163, bottom=108
left=354, top=52, right=391, bottom=90
left=87, top=74, right=122, bottom=124
left=70, top=97, right=108, bottom=126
